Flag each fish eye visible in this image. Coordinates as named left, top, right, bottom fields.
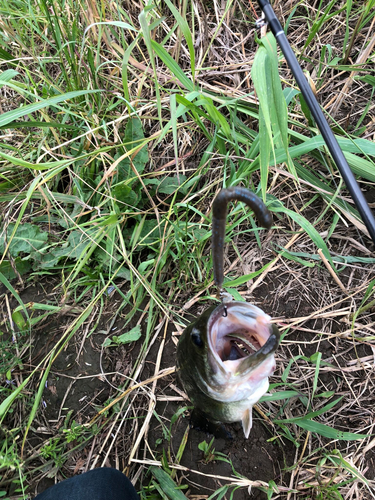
left=191, top=328, right=204, bottom=348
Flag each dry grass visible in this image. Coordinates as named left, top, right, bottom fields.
left=1, top=0, right=375, bottom=499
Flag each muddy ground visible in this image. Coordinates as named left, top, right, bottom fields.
left=3, top=230, right=375, bottom=500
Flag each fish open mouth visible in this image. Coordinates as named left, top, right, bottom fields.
left=208, top=301, right=279, bottom=370
left=222, top=330, right=262, bottom=360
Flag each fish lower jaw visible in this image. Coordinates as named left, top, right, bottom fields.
left=208, top=355, right=276, bottom=400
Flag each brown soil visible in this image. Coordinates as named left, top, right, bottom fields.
left=3, top=221, right=375, bottom=499
left=2, top=278, right=297, bottom=499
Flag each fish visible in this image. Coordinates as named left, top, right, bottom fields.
left=177, top=187, right=279, bottom=438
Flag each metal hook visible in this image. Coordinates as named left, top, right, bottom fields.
left=211, top=187, right=273, bottom=305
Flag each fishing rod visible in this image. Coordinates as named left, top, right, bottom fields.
left=256, top=0, right=375, bottom=246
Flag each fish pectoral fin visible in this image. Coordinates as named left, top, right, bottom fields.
left=242, top=407, right=253, bottom=439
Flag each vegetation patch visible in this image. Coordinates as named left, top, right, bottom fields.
left=1, top=0, right=375, bottom=498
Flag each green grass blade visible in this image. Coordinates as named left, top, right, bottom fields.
left=271, top=201, right=335, bottom=268
left=21, top=349, right=55, bottom=456
left=224, top=260, right=273, bottom=287
left=294, top=420, right=368, bottom=440
left=0, top=69, right=18, bottom=89
left=259, top=390, right=301, bottom=403
left=0, top=121, right=79, bottom=130
left=163, top=0, right=195, bottom=80
left=151, top=40, right=194, bottom=90
left=252, top=44, right=272, bottom=198
left=0, top=88, right=101, bottom=128
left=302, top=0, right=339, bottom=53
left=122, top=35, right=141, bottom=105
left=0, top=376, right=31, bottom=421
left=0, top=151, right=77, bottom=170
left=139, top=7, right=161, bottom=123
left=262, top=34, right=297, bottom=181
left=312, top=352, right=322, bottom=399
left=0, top=272, right=29, bottom=323
left=327, top=452, right=369, bottom=485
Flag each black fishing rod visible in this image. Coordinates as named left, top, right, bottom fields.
left=256, top=0, right=375, bottom=246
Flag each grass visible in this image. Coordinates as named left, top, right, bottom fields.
left=0, top=0, right=375, bottom=498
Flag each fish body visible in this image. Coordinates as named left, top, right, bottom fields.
left=177, top=187, right=278, bottom=437
left=177, top=301, right=279, bottom=438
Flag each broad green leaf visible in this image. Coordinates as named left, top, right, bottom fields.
left=150, top=466, right=188, bottom=500
left=0, top=258, right=31, bottom=279
left=12, top=310, right=27, bottom=330
left=0, top=223, right=48, bottom=257
left=113, top=184, right=139, bottom=206
left=60, top=231, right=90, bottom=259
left=138, top=258, right=155, bottom=274
left=123, top=117, right=148, bottom=174
left=158, top=175, right=187, bottom=195
left=136, top=219, right=165, bottom=246
left=114, top=325, right=142, bottom=344
left=33, top=230, right=92, bottom=269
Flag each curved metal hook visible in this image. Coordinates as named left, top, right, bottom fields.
left=212, top=187, right=273, bottom=291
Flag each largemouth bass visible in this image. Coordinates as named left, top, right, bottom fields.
left=177, top=187, right=279, bottom=438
